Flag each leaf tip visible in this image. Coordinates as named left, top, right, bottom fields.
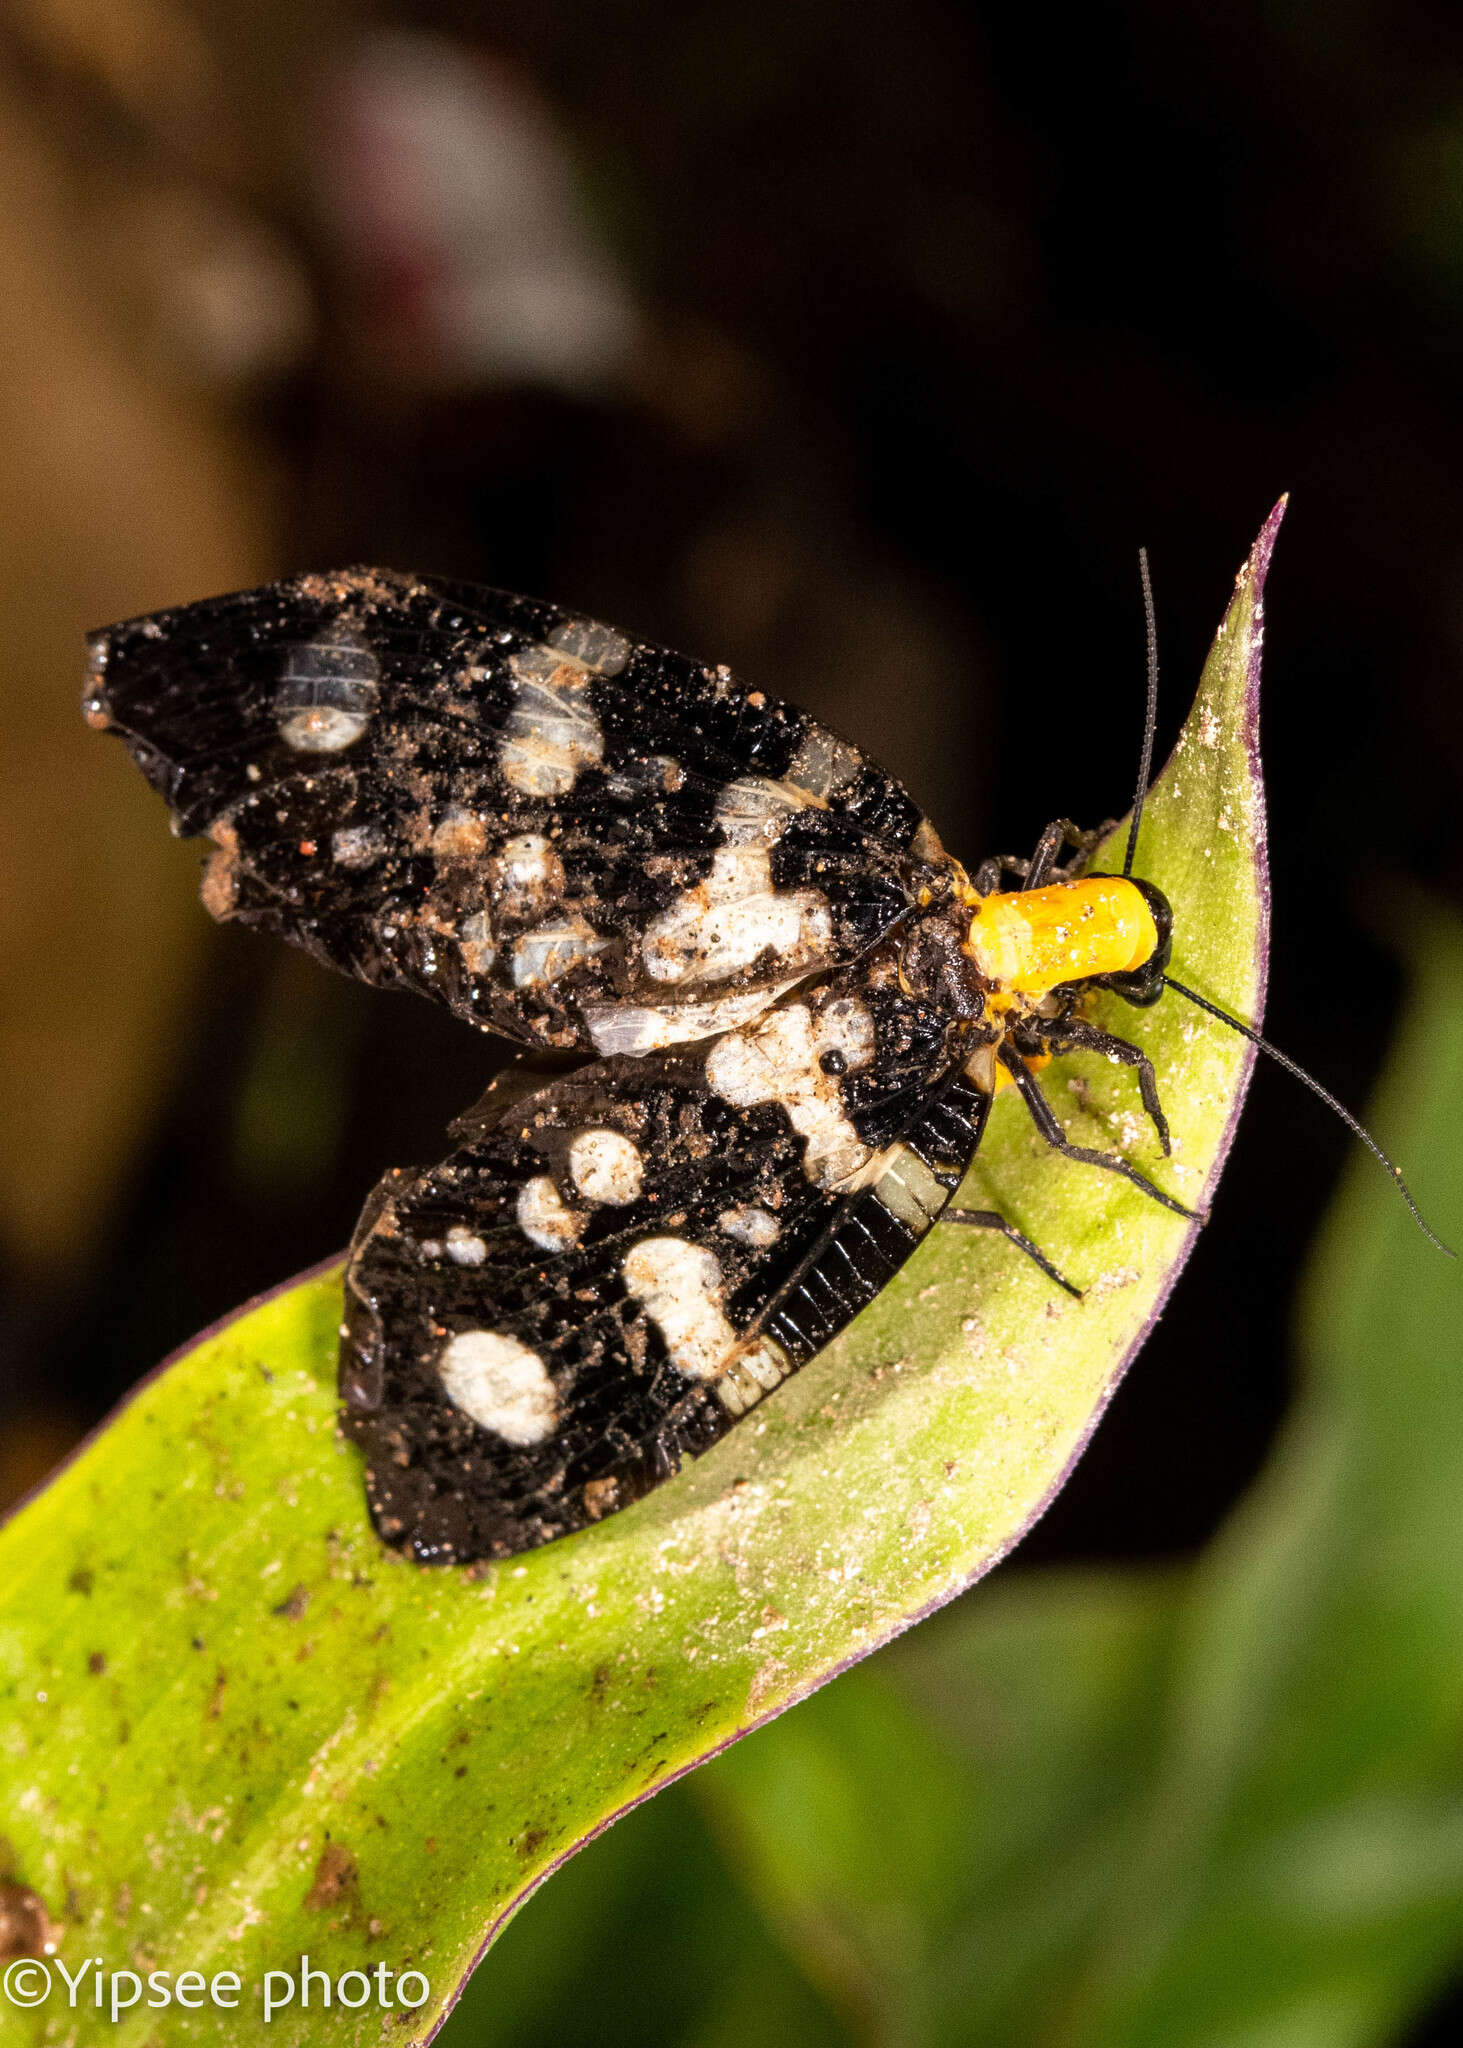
left=1214, top=500, right=1287, bottom=811
left=1246, top=493, right=1289, bottom=598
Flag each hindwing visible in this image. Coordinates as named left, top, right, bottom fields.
left=340, top=960, right=987, bottom=1561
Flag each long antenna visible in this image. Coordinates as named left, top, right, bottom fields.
left=1164, top=974, right=1454, bottom=1256
left=1124, top=546, right=1161, bottom=878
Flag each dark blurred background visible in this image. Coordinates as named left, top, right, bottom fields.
left=2, top=2, right=1462, bottom=2037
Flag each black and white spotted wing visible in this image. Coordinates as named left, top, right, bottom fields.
left=86, top=570, right=998, bottom=1563
left=85, top=572, right=942, bottom=1056
left=341, top=954, right=989, bottom=1563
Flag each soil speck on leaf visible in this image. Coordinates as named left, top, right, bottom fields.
left=305, top=1843, right=358, bottom=1910
left=0, top=1878, right=60, bottom=1958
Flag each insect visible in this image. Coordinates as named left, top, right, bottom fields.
left=84, top=561, right=1443, bottom=1564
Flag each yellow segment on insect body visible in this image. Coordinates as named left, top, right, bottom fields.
left=965, top=877, right=1159, bottom=995
left=963, top=1040, right=1053, bottom=1096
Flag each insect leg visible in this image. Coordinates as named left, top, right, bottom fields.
left=1024, top=820, right=1073, bottom=889
left=973, top=853, right=1034, bottom=893
left=1043, top=1019, right=1171, bottom=1154
left=940, top=1207, right=1082, bottom=1296
left=1025, top=818, right=1107, bottom=889
left=975, top=822, right=1112, bottom=897
left=998, top=1046, right=1197, bottom=1218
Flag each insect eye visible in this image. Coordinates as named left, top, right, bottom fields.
left=819, top=1049, right=848, bottom=1077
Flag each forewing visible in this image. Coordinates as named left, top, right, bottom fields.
left=339, top=961, right=988, bottom=1562
left=85, top=572, right=938, bottom=1052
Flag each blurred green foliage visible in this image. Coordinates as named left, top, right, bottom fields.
left=447, top=913, right=1463, bottom=2048
left=228, top=957, right=362, bottom=1199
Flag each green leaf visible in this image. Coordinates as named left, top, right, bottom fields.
left=0, top=508, right=1280, bottom=2042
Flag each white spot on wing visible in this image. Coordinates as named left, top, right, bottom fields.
left=715, top=1339, right=792, bottom=1412
left=718, top=1205, right=781, bottom=1247
left=785, top=723, right=862, bottom=801
left=639, top=850, right=830, bottom=985
left=713, top=776, right=806, bottom=845
left=439, top=1330, right=557, bottom=1443
left=621, top=1236, right=735, bottom=1381
left=705, top=997, right=876, bottom=1188
left=568, top=1129, right=644, bottom=1205
left=280, top=707, right=371, bottom=752
left=496, top=641, right=605, bottom=795
left=511, top=915, right=610, bottom=987
left=431, top=806, right=487, bottom=861
left=332, top=822, right=386, bottom=868
left=866, top=1143, right=948, bottom=1231
left=458, top=909, right=497, bottom=975
left=741, top=1343, right=788, bottom=1389
left=581, top=978, right=803, bottom=1056
left=815, top=995, right=877, bottom=1067
left=546, top=617, right=632, bottom=674
left=491, top=832, right=565, bottom=919
left=516, top=1175, right=583, bottom=1253
left=275, top=623, right=379, bottom=753
left=639, top=777, right=831, bottom=987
